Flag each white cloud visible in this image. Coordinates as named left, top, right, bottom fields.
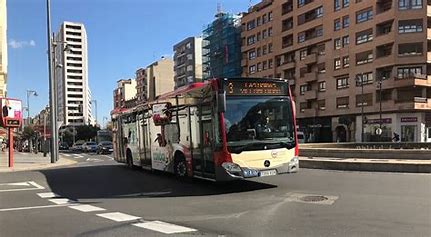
left=8, top=39, right=36, bottom=49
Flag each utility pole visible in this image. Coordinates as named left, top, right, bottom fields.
left=46, top=0, right=57, bottom=163
left=378, top=78, right=383, bottom=142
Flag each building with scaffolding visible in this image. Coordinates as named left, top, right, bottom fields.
left=202, top=11, right=243, bottom=80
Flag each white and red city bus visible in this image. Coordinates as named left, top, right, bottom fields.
left=111, top=78, right=299, bottom=181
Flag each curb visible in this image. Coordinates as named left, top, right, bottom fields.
left=0, top=156, right=78, bottom=173
left=300, top=158, right=431, bottom=173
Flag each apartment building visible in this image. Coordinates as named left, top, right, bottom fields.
left=55, top=21, right=92, bottom=126
left=0, top=0, right=7, bottom=97
left=135, top=68, right=147, bottom=103
left=241, top=0, right=431, bottom=142
left=146, top=57, right=175, bottom=101
left=113, top=79, right=137, bottom=109
left=173, top=37, right=203, bottom=89
left=203, top=11, right=243, bottom=79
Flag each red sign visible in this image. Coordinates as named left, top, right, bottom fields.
left=401, top=117, right=418, bottom=123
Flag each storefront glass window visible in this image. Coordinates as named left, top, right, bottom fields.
left=401, top=125, right=416, bottom=142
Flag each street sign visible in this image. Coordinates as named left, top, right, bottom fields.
left=376, top=128, right=383, bottom=135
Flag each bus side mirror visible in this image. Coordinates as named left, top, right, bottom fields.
left=217, top=92, right=226, bottom=113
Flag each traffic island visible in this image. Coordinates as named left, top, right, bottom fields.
left=299, top=157, right=431, bottom=173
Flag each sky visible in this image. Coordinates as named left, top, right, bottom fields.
left=7, top=0, right=250, bottom=125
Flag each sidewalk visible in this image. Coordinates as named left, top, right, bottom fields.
left=0, top=151, right=77, bottom=172
left=299, top=156, right=431, bottom=173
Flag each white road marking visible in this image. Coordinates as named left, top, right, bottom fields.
left=37, top=192, right=59, bottom=198
left=0, top=181, right=44, bottom=192
left=48, top=198, right=75, bottom=205
left=2, top=182, right=31, bottom=186
left=28, top=181, right=45, bottom=189
left=96, top=212, right=141, bottom=222
left=103, top=155, right=114, bottom=160
left=74, top=155, right=84, bottom=158
left=133, top=221, right=197, bottom=234
left=63, top=154, right=71, bottom=157
left=86, top=158, right=102, bottom=162
left=69, top=204, right=106, bottom=212
left=0, top=204, right=75, bottom=212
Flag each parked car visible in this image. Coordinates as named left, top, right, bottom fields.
left=71, top=142, right=84, bottom=152
left=97, top=141, right=113, bottom=154
left=59, top=142, right=69, bottom=150
left=82, top=142, right=97, bottom=153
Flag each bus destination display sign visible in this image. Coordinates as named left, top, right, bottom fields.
left=226, top=80, right=288, bottom=96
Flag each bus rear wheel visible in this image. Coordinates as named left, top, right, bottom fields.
left=174, top=154, right=187, bottom=177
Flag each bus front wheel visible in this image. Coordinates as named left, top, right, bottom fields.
left=174, top=153, right=187, bottom=177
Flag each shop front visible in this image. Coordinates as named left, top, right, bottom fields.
left=297, top=117, right=332, bottom=143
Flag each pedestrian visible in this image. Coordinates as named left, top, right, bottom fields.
left=392, top=132, right=400, bottom=142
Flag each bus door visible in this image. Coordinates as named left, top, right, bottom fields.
left=141, top=117, right=152, bottom=167
left=199, top=104, right=216, bottom=178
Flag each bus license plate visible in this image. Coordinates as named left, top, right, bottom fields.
left=260, top=170, right=277, bottom=177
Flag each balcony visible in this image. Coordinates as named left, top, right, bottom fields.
left=303, top=90, right=317, bottom=100
left=396, top=97, right=431, bottom=110
left=428, top=28, right=431, bottom=39
left=304, top=71, right=317, bottom=82
left=301, top=53, right=317, bottom=65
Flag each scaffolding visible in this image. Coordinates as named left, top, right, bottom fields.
left=202, top=12, right=242, bottom=80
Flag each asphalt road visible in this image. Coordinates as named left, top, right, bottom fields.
left=0, top=152, right=430, bottom=237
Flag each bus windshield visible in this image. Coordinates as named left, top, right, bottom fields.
left=224, top=96, right=295, bottom=153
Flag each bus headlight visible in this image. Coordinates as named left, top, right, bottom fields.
left=222, top=162, right=242, bottom=175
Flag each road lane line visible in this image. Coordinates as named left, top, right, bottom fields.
left=96, top=212, right=141, bottom=222
left=37, top=192, right=59, bottom=198
left=69, top=204, right=106, bottom=212
left=75, top=155, right=84, bottom=158
left=1, top=182, right=31, bottom=186
left=0, top=204, right=75, bottom=212
left=133, top=221, right=197, bottom=234
left=63, top=154, right=71, bottom=157
left=28, top=181, right=45, bottom=189
left=48, top=198, right=75, bottom=205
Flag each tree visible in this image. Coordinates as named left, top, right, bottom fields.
left=22, top=126, right=36, bottom=140
left=75, top=125, right=100, bottom=141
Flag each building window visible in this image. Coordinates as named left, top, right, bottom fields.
left=356, top=51, right=373, bottom=65
left=334, top=58, right=342, bottom=70
left=342, top=35, right=350, bottom=47
left=269, top=59, right=273, bottom=69
left=336, top=96, right=349, bottom=108
left=263, top=29, right=268, bottom=39
left=300, top=102, right=309, bottom=112
left=257, top=48, right=261, bottom=57
left=398, top=19, right=423, bottom=33
left=342, top=56, right=350, bottom=68
left=269, top=11, right=273, bottom=21
left=268, top=43, right=273, bottom=53
left=249, top=65, right=256, bottom=74
left=257, top=62, right=262, bottom=72
left=356, top=72, right=374, bottom=85
left=397, top=66, right=423, bottom=78
left=334, top=19, right=341, bottom=31
left=268, top=27, right=273, bottom=36
left=399, top=0, right=423, bottom=10
left=298, top=33, right=305, bottom=43
left=300, top=84, right=310, bottom=95
left=247, top=35, right=256, bottom=45
left=248, top=50, right=256, bottom=60
left=343, top=0, right=350, bottom=7
left=263, top=45, right=267, bottom=55
left=334, top=0, right=341, bottom=11
left=316, top=6, right=324, bottom=17
left=263, top=14, right=268, bottom=24
left=257, top=32, right=261, bottom=41
left=334, top=38, right=342, bottom=49
left=263, top=61, right=268, bottom=70
left=257, top=17, right=261, bottom=26
left=247, top=20, right=256, bottom=30
left=398, top=43, right=423, bottom=56
left=300, top=49, right=307, bottom=60
left=356, top=93, right=373, bottom=107
left=356, top=29, right=373, bottom=44
left=336, top=77, right=349, bottom=89
left=342, top=15, right=350, bottom=28
left=319, top=81, right=326, bottom=91
left=356, top=8, right=373, bottom=24
left=318, top=100, right=326, bottom=110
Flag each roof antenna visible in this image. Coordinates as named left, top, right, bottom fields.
left=215, top=3, right=223, bottom=17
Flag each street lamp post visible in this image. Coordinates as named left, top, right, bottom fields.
left=356, top=74, right=365, bottom=142
left=378, top=78, right=383, bottom=142
left=26, top=90, right=38, bottom=126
